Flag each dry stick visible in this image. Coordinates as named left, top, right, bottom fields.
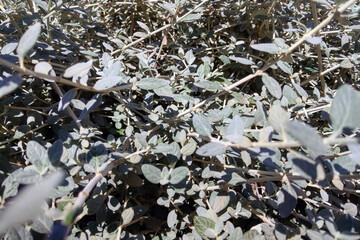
left=111, top=0, right=211, bottom=55
left=0, top=57, right=133, bottom=93
left=188, top=131, right=359, bottom=150
left=310, top=1, right=326, bottom=96
left=250, top=209, right=276, bottom=227
left=300, top=63, right=341, bottom=86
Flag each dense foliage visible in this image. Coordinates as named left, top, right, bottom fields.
left=1, top=0, right=360, bottom=239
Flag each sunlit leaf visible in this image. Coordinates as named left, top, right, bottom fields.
left=229, top=56, right=254, bottom=65
left=121, top=208, right=134, bottom=225
left=136, top=78, right=169, bottom=90
left=196, top=142, right=226, bottom=156
left=306, top=36, right=322, bottom=45
left=141, top=164, right=162, bottom=184
left=17, top=22, right=41, bottom=64
left=26, top=141, right=49, bottom=170
left=180, top=14, right=202, bottom=22
left=169, top=166, right=188, bottom=184
left=225, top=115, right=244, bottom=143
left=262, top=74, right=282, bottom=99
left=63, top=59, right=93, bottom=78
left=194, top=216, right=215, bottom=239
left=330, top=84, right=360, bottom=135
left=268, top=104, right=290, bottom=133
left=251, top=43, right=282, bottom=54
left=167, top=209, right=177, bottom=228
left=193, top=114, right=212, bottom=137
left=93, top=76, right=126, bottom=90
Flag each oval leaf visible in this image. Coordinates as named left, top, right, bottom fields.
left=141, top=164, right=162, bottom=184
left=229, top=56, right=254, bottom=65
left=121, top=208, right=134, bottom=225
left=169, top=166, right=189, bottom=185
left=136, top=78, right=169, bottom=90
left=330, top=84, right=360, bottom=135
left=277, top=183, right=297, bottom=218
left=251, top=43, right=282, bottom=54
left=194, top=216, right=215, bottom=239
left=285, top=120, right=328, bottom=155
left=306, top=36, right=322, bottom=45
left=226, top=115, right=244, bottom=141
left=210, top=192, right=230, bottom=213
left=26, top=141, right=48, bottom=169
left=167, top=209, right=177, bottom=228
left=17, top=22, right=41, bottom=60
left=196, top=142, right=226, bottom=156
left=192, top=114, right=212, bottom=137
left=34, top=62, right=55, bottom=82
left=262, top=74, right=282, bottom=99
left=93, top=76, right=125, bottom=90
left=63, top=59, right=93, bottom=78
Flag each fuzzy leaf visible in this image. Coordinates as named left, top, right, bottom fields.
left=26, top=141, right=49, bottom=169
left=331, top=84, right=360, bottom=135
left=262, top=74, right=282, bottom=99
left=225, top=115, right=244, bottom=142
left=306, top=36, right=322, bottom=45
left=193, top=114, right=212, bottom=137
left=34, top=62, right=55, bottom=82
left=17, top=22, right=41, bottom=60
left=169, top=167, right=189, bottom=184
left=141, top=164, right=162, bottom=184
left=251, top=43, right=282, bottom=54
left=121, top=208, right=134, bottom=225
left=167, top=210, right=177, bottom=228
left=136, top=78, right=169, bottom=90
left=180, top=14, right=202, bottom=22
left=93, top=76, right=126, bottom=90
left=196, top=142, right=226, bottom=156
left=285, top=120, right=328, bottom=155
left=63, top=60, right=93, bottom=78
left=229, top=56, right=254, bottom=65
left=194, top=216, right=215, bottom=239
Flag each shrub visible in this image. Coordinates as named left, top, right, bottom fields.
left=0, top=0, right=360, bottom=239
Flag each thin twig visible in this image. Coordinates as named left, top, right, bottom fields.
left=0, top=57, right=133, bottom=93
left=310, top=1, right=326, bottom=96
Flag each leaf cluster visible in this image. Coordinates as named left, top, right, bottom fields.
left=0, top=0, right=360, bottom=239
